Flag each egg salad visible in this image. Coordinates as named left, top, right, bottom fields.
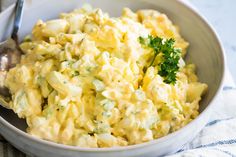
left=4, top=6, right=207, bottom=147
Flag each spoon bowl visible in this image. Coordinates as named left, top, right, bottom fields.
left=0, top=0, right=24, bottom=108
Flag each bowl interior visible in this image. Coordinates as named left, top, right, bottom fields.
left=0, top=0, right=224, bottom=133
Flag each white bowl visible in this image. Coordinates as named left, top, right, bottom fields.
left=0, top=0, right=225, bottom=157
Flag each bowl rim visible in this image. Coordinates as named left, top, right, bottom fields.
left=0, top=0, right=226, bottom=152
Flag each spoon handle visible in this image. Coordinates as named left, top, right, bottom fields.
left=11, top=0, right=25, bottom=42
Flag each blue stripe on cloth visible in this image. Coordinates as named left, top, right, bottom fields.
left=213, top=148, right=236, bottom=157
left=174, top=144, right=236, bottom=156
left=223, top=86, right=236, bottom=91
left=176, top=148, right=184, bottom=153
left=196, top=139, right=236, bottom=149
left=205, top=117, right=234, bottom=127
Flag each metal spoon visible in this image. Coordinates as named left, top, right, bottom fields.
left=0, top=0, right=24, bottom=109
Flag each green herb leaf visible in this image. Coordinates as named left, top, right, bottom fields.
left=138, top=35, right=181, bottom=84
left=71, top=71, right=80, bottom=77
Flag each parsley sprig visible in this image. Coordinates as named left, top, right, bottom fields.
left=139, top=35, right=181, bottom=84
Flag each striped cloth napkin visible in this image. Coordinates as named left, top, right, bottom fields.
left=0, top=69, right=235, bottom=157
